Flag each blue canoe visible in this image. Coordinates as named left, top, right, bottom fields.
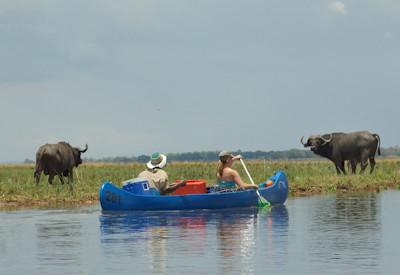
left=99, top=170, right=289, bottom=211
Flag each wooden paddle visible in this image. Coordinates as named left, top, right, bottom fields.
left=240, top=159, right=270, bottom=208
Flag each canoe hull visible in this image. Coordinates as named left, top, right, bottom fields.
left=99, top=171, right=288, bottom=211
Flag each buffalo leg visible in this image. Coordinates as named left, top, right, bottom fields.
left=34, top=170, right=41, bottom=184
left=339, top=161, right=346, bottom=175
left=335, top=161, right=346, bottom=175
left=34, top=162, right=43, bottom=184
left=369, top=157, right=376, bottom=173
left=350, top=160, right=357, bottom=174
left=48, top=174, right=54, bottom=185
left=360, top=159, right=368, bottom=173
left=360, top=152, right=369, bottom=173
left=58, top=174, right=65, bottom=185
left=346, top=160, right=356, bottom=174
left=360, top=163, right=368, bottom=173
left=68, top=169, right=74, bottom=184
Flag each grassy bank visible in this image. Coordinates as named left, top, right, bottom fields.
left=1, top=159, right=400, bottom=209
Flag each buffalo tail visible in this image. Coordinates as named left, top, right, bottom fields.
left=373, top=134, right=381, bottom=155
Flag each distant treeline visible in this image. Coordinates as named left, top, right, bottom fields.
left=73, top=146, right=400, bottom=163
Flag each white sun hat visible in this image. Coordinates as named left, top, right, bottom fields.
left=146, top=152, right=167, bottom=169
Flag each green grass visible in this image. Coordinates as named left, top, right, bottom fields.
left=1, top=159, right=399, bottom=208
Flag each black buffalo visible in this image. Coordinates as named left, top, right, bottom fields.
left=34, top=142, right=88, bottom=184
left=301, top=131, right=381, bottom=174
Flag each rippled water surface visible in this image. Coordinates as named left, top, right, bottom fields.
left=1, top=190, right=399, bottom=274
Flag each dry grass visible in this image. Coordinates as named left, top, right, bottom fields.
left=0, top=159, right=399, bottom=209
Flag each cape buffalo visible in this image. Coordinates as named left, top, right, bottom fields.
left=301, top=131, right=381, bottom=174
left=34, top=142, right=88, bottom=184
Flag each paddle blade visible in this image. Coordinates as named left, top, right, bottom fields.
left=258, top=196, right=271, bottom=208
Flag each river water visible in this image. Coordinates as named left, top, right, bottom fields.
left=0, top=190, right=399, bottom=275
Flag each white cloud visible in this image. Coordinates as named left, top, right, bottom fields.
left=330, top=1, right=347, bottom=15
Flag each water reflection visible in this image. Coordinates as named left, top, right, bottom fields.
left=99, top=206, right=289, bottom=274
left=264, top=205, right=289, bottom=270
left=215, top=208, right=258, bottom=274
left=99, top=210, right=210, bottom=274
left=308, top=193, right=381, bottom=272
left=3, top=191, right=399, bottom=274
left=36, top=218, right=83, bottom=274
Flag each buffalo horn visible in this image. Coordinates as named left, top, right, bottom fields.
left=80, top=144, right=88, bottom=153
left=300, top=136, right=306, bottom=145
left=320, top=134, right=332, bottom=144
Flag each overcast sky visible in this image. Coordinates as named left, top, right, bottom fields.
left=1, top=0, right=399, bottom=162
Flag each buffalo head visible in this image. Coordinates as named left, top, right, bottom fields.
left=72, top=144, right=88, bottom=166
left=301, top=135, right=332, bottom=153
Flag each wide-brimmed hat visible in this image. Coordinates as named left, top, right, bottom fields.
left=146, top=152, right=167, bottom=169
left=218, top=150, right=234, bottom=159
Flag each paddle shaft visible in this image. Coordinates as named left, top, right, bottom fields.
left=240, top=159, right=263, bottom=198
left=240, top=159, right=256, bottom=185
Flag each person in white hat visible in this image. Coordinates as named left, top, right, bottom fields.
left=138, top=152, right=186, bottom=195
left=216, top=151, right=258, bottom=190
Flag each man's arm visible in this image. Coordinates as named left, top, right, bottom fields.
left=159, top=180, right=187, bottom=195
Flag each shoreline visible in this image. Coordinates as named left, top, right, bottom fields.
left=1, top=160, right=399, bottom=210
left=0, top=198, right=99, bottom=211
left=1, top=183, right=398, bottom=211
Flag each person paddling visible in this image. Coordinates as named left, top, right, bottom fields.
left=138, top=152, right=186, bottom=195
left=216, top=151, right=258, bottom=190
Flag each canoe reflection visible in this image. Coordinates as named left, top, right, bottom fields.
left=99, top=210, right=208, bottom=237
left=99, top=205, right=288, bottom=273
left=99, top=206, right=288, bottom=238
